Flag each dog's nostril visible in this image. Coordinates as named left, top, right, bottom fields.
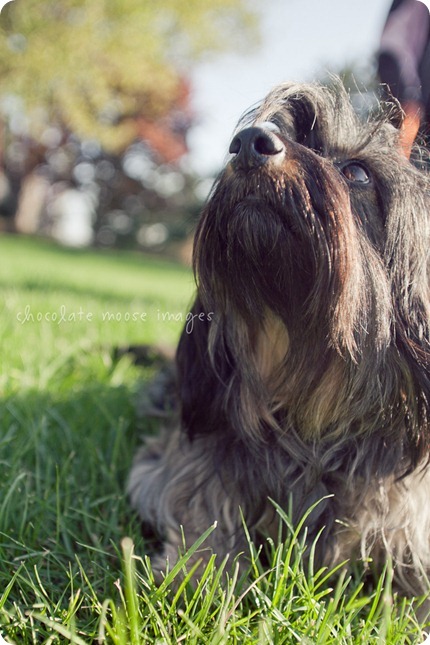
left=229, top=136, right=242, bottom=155
left=229, top=127, right=284, bottom=168
left=254, top=133, right=282, bottom=156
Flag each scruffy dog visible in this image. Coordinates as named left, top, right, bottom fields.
left=128, top=81, right=430, bottom=596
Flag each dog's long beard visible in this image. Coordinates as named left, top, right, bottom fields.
left=192, top=168, right=396, bottom=444
left=195, top=166, right=390, bottom=358
left=224, top=200, right=308, bottom=322
left=195, top=176, right=323, bottom=326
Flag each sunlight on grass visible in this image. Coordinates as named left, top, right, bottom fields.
left=0, top=235, right=194, bottom=395
left=94, top=507, right=426, bottom=644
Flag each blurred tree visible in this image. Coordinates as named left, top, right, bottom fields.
left=0, top=0, right=259, bottom=251
left=0, top=0, right=257, bottom=151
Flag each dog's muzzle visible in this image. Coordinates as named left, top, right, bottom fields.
left=229, top=126, right=285, bottom=171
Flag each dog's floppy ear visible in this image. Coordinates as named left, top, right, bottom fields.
left=176, top=298, right=228, bottom=438
left=387, top=175, right=430, bottom=468
left=393, top=309, right=430, bottom=472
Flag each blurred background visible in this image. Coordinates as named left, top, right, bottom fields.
left=0, top=0, right=391, bottom=263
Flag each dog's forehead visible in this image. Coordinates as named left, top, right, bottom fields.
left=241, top=81, right=395, bottom=157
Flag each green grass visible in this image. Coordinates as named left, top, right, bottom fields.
left=0, top=234, right=428, bottom=643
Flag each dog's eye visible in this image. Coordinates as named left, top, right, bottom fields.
left=340, top=161, right=370, bottom=185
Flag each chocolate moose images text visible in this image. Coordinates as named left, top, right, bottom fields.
left=16, top=305, right=214, bottom=333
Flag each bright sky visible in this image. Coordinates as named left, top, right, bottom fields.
left=0, top=1, right=14, bottom=12
left=188, top=0, right=392, bottom=175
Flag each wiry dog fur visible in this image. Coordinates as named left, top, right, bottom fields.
left=128, top=80, right=430, bottom=596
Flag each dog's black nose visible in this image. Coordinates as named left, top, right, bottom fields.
left=229, top=126, right=285, bottom=170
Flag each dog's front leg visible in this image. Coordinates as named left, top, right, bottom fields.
left=128, top=427, right=247, bottom=582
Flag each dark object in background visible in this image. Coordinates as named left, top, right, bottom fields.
left=377, top=0, right=430, bottom=156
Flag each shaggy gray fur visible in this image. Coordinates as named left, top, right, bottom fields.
left=128, top=81, right=430, bottom=596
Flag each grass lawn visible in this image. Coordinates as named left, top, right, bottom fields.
left=0, top=234, right=427, bottom=643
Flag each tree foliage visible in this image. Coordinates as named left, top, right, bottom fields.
left=0, top=0, right=257, bottom=150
